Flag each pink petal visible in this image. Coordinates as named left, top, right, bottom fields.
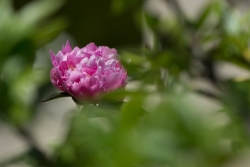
left=83, top=42, right=97, bottom=51
left=50, top=68, right=65, bottom=91
left=49, top=50, right=57, bottom=66
left=82, top=67, right=96, bottom=76
left=98, top=46, right=117, bottom=59
left=62, top=40, right=72, bottom=54
left=69, top=70, right=84, bottom=83
left=87, top=55, right=97, bottom=68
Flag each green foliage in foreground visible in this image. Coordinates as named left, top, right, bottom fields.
left=1, top=0, right=250, bottom=167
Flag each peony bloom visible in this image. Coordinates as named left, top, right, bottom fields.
left=50, top=41, right=127, bottom=102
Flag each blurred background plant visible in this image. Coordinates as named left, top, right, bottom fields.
left=2, top=0, right=250, bottom=167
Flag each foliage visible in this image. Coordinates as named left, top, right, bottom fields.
left=0, top=0, right=66, bottom=125
left=1, top=0, right=250, bottom=167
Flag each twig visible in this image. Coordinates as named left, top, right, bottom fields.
left=17, top=126, right=57, bottom=167
left=196, top=89, right=220, bottom=99
left=0, top=125, right=57, bottom=167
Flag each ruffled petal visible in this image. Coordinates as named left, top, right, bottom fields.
left=62, top=40, right=72, bottom=54
left=49, top=50, right=57, bottom=66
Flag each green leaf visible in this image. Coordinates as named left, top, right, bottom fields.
left=34, top=17, right=68, bottom=47
left=143, top=11, right=159, bottom=31
left=195, top=0, right=227, bottom=30
left=121, top=51, right=146, bottom=65
left=223, top=10, right=241, bottom=35
left=195, top=1, right=214, bottom=29
left=111, top=0, right=144, bottom=14
left=41, top=92, right=71, bottom=102
left=121, top=94, right=147, bottom=128
left=81, top=104, right=108, bottom=118
left=19, top=0, right=65, bottom=26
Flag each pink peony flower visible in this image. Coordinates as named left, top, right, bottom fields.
left=50, top=41, right=127, bottom=102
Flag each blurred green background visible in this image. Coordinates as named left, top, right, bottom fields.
left=2, top=0, right=250, bottom=167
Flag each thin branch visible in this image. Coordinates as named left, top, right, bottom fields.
left=17, top=126, right=57, bottom=167
left=0, top=124, right=57, bottom=167
left=195, top=89, right=220, bottom=100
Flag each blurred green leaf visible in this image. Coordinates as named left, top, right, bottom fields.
left=121, top=51, right=146, bottom=65
left=223, top=10, right=241, bottom=35
left=81, top=104, right=109, bottom=118
left=19, top=0, right=65, bottom=26
left=121, top=93, right=146, bottom=128
left=143, top=11, right=159, bottom=31
left=195, top=0, right=227, bottom=30
left=2, top=0, right=250, bottom=167
left=34, top=17, right=67, bottom=47
left=111, top=0, right=144, bottom=14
